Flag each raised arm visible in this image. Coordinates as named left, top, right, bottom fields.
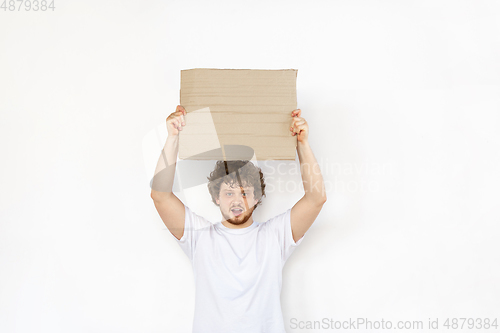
left=289, top=109, right=327, bottom=243
left=150, top=105, right=187, bottom=240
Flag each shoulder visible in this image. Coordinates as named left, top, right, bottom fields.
left=184, top=205, right=214, bottom=230
left=259, top=208, right=292, bottom=230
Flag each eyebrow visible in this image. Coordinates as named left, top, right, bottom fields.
left=222, top=188, right=251, bottom=192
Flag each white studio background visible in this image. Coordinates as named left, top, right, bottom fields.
left=1, top=0, right=500, bottom=332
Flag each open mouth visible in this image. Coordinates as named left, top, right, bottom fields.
left=231, top=208, right=243, bottom=216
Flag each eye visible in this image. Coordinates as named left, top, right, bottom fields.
left=226, top=193, right=233, bottom=196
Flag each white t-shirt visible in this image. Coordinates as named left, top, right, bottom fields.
left=173, top=205, right=306, bottom=333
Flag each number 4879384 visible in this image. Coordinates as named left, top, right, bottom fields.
left=1, top=0, right=55, bottom=11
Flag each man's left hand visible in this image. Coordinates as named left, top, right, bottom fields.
left=290, top=109, right=309, bottom=143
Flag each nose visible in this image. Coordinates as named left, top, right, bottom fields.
left=231, top=192, right=248, bottom=207
left=232, top=192, right=243, bottom=202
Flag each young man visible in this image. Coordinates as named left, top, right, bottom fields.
left=150, top=105, right=326, bottom=333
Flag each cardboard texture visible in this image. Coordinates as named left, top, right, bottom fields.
left=179, top=68, right=298, bottom=161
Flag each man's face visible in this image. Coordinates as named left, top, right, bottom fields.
left=216, top=182, right=258, bottom=226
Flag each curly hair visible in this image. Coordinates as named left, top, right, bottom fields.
left=207, top=160, right=266, bottom=208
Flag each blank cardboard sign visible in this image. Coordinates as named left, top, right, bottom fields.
left=179, top=68, right=298, bottom=161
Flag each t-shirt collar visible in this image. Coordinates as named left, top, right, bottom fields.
left=216, top=220, right=258, bottom=234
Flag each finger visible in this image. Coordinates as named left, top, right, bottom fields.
left=167, top=112, right=181, bottom=121
left=296, top=124, right=307, bottom=133
left=290, top=119, right=300, bottom=129
left=291, top=109, right=301, bottom=117
left=170, top=119, right=180, bottom=129
left=175, top=106, right=186, bottom=119
left=171, top=111, right=186, bottom=125
left=179, top=106, right=187, bottom=122
left=290, top=120, right=305, bottom=132
left=175, top=120, right=183, bottom=130
left=290, top=117, right=302, bottom=129
left=291, top=124, right=307, bottom=135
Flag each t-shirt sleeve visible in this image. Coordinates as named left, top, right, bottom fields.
left=173, top=205, right=212, bottom=261
left=268, top=208, right=306, bottom=264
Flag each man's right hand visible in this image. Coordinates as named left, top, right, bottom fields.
left=166, top=105, right=187, bottom=137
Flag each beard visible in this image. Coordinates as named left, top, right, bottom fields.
left=221, top=204, right=257, bottom=226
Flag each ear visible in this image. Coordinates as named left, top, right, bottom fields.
left=216, top=197, right=220, bottom=205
